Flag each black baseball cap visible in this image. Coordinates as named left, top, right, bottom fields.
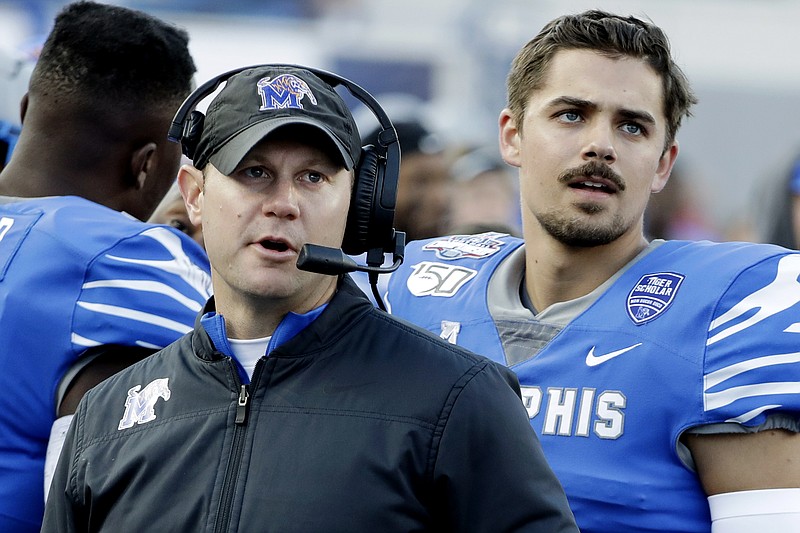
left=362, top=119, right=443, bottom=156
left=193, top=65, right=361, bottom=174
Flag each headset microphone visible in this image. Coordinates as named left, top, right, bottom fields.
left=297, top=231, right=406, bottom=276
left=297, top=231, right=405, bottom=311
left=296, top=245, right=360, bottom=276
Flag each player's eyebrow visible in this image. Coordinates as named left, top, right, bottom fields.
left=618, top=108, right=656, bottom=127
left=545, top=96, right=595, bottom=112
left=546, top=95, right=657, bottom=127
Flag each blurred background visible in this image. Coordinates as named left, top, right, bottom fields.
left=2, top=0, right=800, bottom=242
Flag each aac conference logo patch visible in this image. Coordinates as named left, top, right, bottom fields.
left=422, top=232, right=507, bottom=260
left=626, top=272, right=684, bottom=325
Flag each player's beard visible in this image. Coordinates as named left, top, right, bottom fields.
left=535, top=161, right=628, bottom=247
left=536, top=207, right=627, bottom=247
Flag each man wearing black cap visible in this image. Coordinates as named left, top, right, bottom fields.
left=42, top=65, right=578, bottom=532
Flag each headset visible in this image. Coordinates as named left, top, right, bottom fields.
left=167, top=64, right=405, bottom=308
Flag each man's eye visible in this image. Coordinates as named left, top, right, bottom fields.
left=243, top=167, right=266, bottom=179
left=169, top=219, right=189, bottom=233
left=558, top=111, right=581, bottom=123
left=622, top=123, right=644, bottom=136
left=305, top=171, right=324, bottom=184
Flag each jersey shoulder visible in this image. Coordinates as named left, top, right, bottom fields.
left=650, top=240, right=800, bottom=427
left=0, top=195, right=212, bottom=351
left=388, top=232, right=519, bottom=311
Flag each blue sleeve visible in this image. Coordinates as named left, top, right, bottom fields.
left=72, top=226, right=212, bottom=351
left=703, top=252, right=800, bottom=428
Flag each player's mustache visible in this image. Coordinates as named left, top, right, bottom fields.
left=558, top=162, right=626, bottom=191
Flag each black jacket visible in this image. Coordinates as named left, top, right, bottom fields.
left=43, top=277, right=577, bottom=532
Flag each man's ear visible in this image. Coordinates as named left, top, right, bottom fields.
left=178, top=164, right=203, bottom=226
left=498, top=108, right=522, bottom=168
left=129, top=142, right=157, bottom=190
left=652, top=141, right=679, bottom=194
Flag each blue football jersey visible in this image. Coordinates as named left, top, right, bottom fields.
left=0, top=196, right=212, bottom=532
left=386, top=232, right=800, bottom=533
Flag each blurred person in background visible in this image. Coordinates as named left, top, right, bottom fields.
left=362, top=110, right=454, bottom=242
left=751, top=152, right=800, bottom=249
left=0, top=119, right=19, bottom=172
left=643, top=161, right=721, bottom=241
left=447, top=144, right=521, bottom=236
left=0, top=2, right=211, bottom=530
left=149, top=177, right=205, bottom=250
left=0, top=48, right=35, bottom=171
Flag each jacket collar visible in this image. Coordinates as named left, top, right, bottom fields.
left=191, top=275, right=374, bottom=362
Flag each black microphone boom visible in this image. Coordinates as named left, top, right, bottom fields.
left=296, top=245, right=360, bottom=275
left=296, top=232, right=405, bottom=311
left=296, top=240, right=404, bottom=276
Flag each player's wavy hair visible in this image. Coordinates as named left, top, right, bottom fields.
left=506, top=10, right=697, bottom=150
left=29, top=1, right=196, bottom=114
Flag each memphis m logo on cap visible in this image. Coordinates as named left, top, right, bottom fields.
left=257, top=74, right=318, bottom=111
left=188, top=65, right=361, bottom=176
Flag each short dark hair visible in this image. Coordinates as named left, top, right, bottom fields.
left=30, top=1, right=196, bottom=112
left=507, top=9, right=697, bottom=148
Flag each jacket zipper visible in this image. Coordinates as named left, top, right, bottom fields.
left=214, top=360, right=262, bottom=533
left=235, top=384, right=250, bottom=424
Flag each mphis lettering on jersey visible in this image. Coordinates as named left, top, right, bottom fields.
left=520, top=386, right=626, bottom=439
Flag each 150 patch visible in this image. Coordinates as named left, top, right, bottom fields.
left=407, top=261, right=477, bottom=297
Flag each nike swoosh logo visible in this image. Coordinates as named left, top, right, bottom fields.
left=585, top=343, right=643, bottom=367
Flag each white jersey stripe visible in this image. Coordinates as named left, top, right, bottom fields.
left=71, top=333, right=102, bottom=347
left=707, top=255, right=800, bottom=346
left=704, top=351, right=800, bottom=389
left=105, top=227, right=212, bottom=299
left=76, top=301, right=193, bottom=334
left=82, top=279, right=203, bottom=312
left=724, top=404, right=782, bottom=424
left=705, top=382, right=800, bottom=411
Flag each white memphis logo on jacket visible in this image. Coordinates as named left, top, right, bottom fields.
left=118, top=378, right=171, bottom=430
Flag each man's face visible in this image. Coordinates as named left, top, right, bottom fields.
left=499, top=48, right=678, bottom=247
left=149, top=185, right=205, bottom=249
left=180, top=131, right=351, bottom=323
left=395, top=151, right=453, bottom=241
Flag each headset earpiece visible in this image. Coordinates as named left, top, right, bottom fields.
left=343, top=145, right=380, bottom=255
left=180, top=110, right=205, bottom=160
